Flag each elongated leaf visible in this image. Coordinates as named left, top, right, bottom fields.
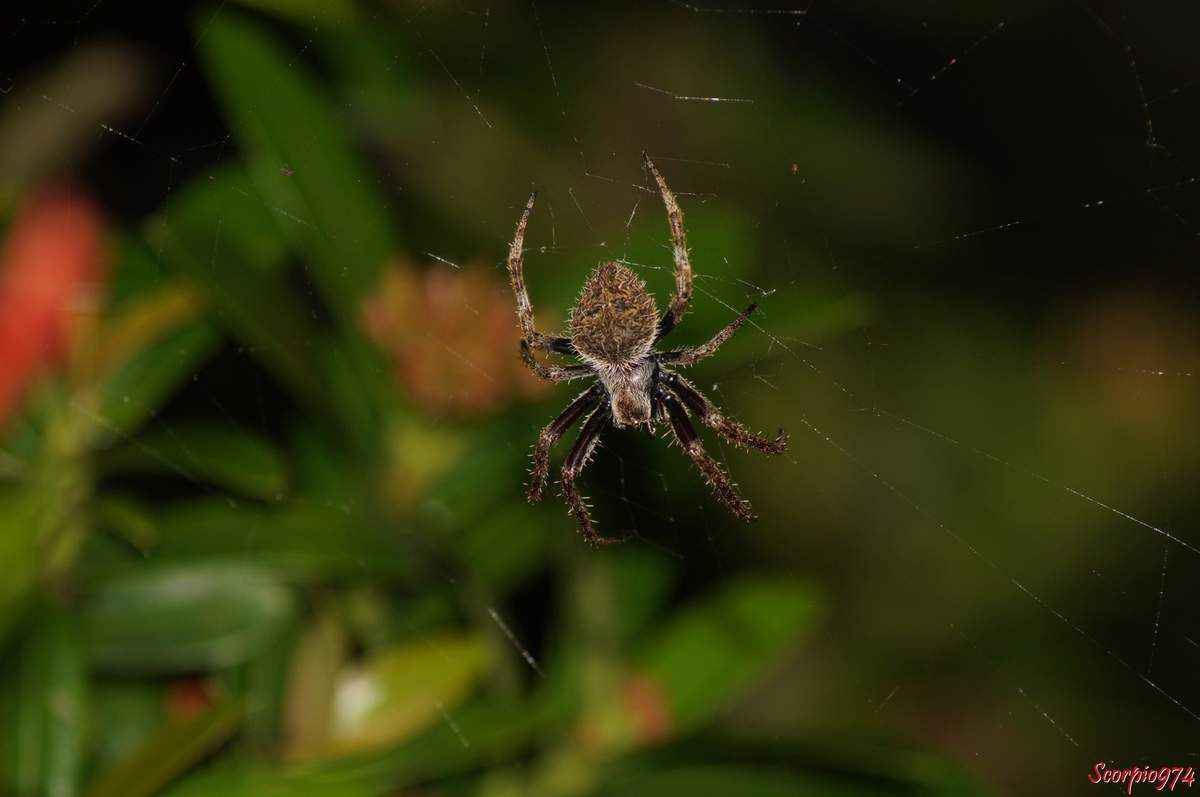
left=145, top=159, right=327, bottom=413
left=636, top=577, right=821, bottom=735
left=231, top=0, right=359, bottom=26
left=106, top=234, right=173, bottom=313
left=88, top=283, right=202, bottom=386
left=84, top=698, right=243, bottom=797
left=146, top=499, right=415, bottom=581
left=0, top=606, right=86, bottom=797
left=163, top=763, right=371, bottom=797
left=0, top=487, right=40, bottom=643
left=95, top=321, right=220, bottom=443
left=193, top=11, right=398, bottom=450
left=82, top=564, right=293, bottom=674
left=281, top=610, right=347, bottom=759
left=153, top=163, right=290, bottom=274
left=611, top=549, right=679, bottom=647
left=146, top=217, right=324, bottom=413
left=89, top=685, right=166, bottom=773
left=294, top=697, right=558, bottom=791
left=93, top=495, right=159, bottom=554
left=198, top=9, right=397, bottom=322
left=451, top=503, right=554, bottom=592
left=103, top=421, right=288, bottom=501
left=299, top=633, right=490, bottom=759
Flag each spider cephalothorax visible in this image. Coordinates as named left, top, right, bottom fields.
left=506, top=153, right=788, bottom=545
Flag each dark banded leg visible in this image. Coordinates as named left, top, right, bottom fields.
left=659, top=304, right=756, bottom=363
left=520, top=338, right=590, bottom=384
left=529, top=385, right=602, bottom=502
left=659, top=389, right=756, bottom=523
left=560, top=408, right=622, bottom=545
left=520, top=341, right=593, bottom=382
left=662, top=371, right=788, bottom=454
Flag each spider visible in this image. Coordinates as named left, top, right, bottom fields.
left=507, top=152, right=788, bottom=545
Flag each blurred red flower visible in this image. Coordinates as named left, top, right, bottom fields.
left=0, top=187, right=106, bottom=430
left=362, top=261, right=549, bottom=417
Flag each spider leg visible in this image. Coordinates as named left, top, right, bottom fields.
left=643, top=152, right=693, bottom=342
left=560, top=407, right=624, bottom=545
left=529, top=384, right=602, bottom=502
left=658, top=389, right=757, bottom=523
left=506, top=191, right=573, bottom=353
left=661, top=370, right=788, bottom=454
left=658, top=303, right=757, bottom=367
left=520, top=341, right=593, bottom=382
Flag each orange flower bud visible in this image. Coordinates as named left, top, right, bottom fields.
left=0, top=187, right=106, bottom=429
left=362, top=260, right=548, bottom=417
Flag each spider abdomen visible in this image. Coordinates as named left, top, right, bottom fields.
left=569, top=262, right=658, bottom=365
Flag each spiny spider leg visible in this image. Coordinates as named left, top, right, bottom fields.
left=662, top=370, right=788, bottom=454
left=658, top=389, right=757, bottom=523
left=643, top=152, right=693, bottom=342
left=529, top=385, right=602, bottom=502
left=506, top=191, right=573, bottom=353
left=560, top=407, right=624, bottom=545
left=659, top=303, right=757, bottom=367
left=520, top=341, right=593, bottom=382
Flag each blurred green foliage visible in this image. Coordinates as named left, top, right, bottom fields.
left=2, top=6, right=902, bottom=795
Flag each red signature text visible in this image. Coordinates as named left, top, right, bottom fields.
left=1089, top=763, right=1196, bottom=794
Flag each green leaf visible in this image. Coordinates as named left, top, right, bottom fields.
left=95, top=321, right=220, bottom=443
left=146, top=499, right=415, bottom=581
left=94, top=495, right=159, bottom=554
left=88, top=685, right=166, bottom=773
left=318, top=22, right=413, bottom=148
left=103, top=421, right=288, bottom=501
left=281, top=609, right=347, bottom=759
left=144, top=160, right=332, bottom=418
left=0, top=487, right=41, bottom=643
left=82, top=564, right=293, bottom=675
left=150, top=163, right=291, bottom=275
left=637, top=577, right=821, bottom=735
left=452, top=503, right=554, bottom=593
left=106, top=234, right=172, bottom=313
left=306, top=633, right=490, bottom=758
left=221, top=613, right=300, bottom=749
left=230, top=0, right=359, bottom=27
left=163, top=763, right=372, bottom=797
left=294, top=697, right=557, bottom=791
left=84, top=698, right=243, bottom=797
left=146, top=207, right=325, bottom=416
left=0, top=606, right=87, bottom=797
left=198, top=9, right=398, bottom=323
left=611, top=549, right=678, bottom=647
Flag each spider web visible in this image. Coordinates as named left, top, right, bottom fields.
left=5, top=0, right=1200, bottom=793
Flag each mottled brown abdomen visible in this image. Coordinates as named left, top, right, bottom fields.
left=569, top=262, right=658, bottom=365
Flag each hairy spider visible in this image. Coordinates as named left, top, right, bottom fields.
left=507, top=152, right=788, bottom=545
